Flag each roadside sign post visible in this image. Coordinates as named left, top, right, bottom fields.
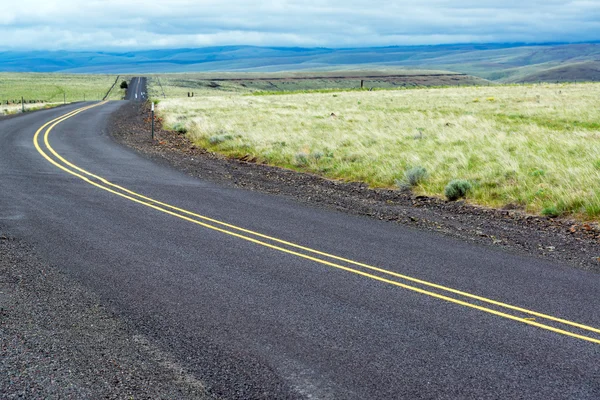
left=151, top=102, right=155, bottom=140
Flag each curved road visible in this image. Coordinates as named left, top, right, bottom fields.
left=0, top=95, right=599, bottom=398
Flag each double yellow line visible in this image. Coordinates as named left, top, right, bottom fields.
left=34, top=104, right=600, bottom=345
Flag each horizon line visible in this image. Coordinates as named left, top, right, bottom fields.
left=1, top=40, right=599, bottom=54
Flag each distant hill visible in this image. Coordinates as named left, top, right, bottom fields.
left=0, top=43, right=599, bottom=82
left=504, top=61, right=600, bottom=83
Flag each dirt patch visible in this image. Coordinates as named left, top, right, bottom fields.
left=109, top=102, right=600, bottom=272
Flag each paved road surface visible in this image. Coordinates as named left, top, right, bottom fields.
left=125, top=77, right=147, bottom=101
left=0, top=96, right=599, bottom=398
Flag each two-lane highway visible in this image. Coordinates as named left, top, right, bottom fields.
left=125, top=77, right=147, bottom=101
left=1, top=101, right=599, bottom=398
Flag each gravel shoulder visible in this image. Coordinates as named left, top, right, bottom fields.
left=110, top=102, right=600, bottom=272
left=0, top=231, right=212, bottom=399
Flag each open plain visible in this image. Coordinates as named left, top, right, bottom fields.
left=154, top=78, right=600, bottom=220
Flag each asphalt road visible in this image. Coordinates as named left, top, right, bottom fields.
left=125, top=77, right=147, bottom=101
left=1, top=96, right=599, bottom=398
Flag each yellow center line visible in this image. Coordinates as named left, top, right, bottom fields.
left=33, top=104, right=600, bottom=345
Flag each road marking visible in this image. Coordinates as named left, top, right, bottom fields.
left=33, top=104, right=600, bottom=345
left=132, top=77, right=142, bottom=100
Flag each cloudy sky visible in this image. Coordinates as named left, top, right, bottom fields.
left=0, top=0, right=598, bottom=51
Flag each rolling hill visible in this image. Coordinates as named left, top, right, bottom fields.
left=0, top=42, right=599, bottom=82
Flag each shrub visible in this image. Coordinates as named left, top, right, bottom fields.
left=530, top=169, right=546, bottom=177
left=120, top=81, right=128, bottom=89
left=172, top=123, right=187, bottom=134
left=294, top=152, right=309, bottom=166
left=208, top=134, right=233, bottom=144
left=445, top=179, right=472, bottom=201
left=311, top=151, right=324, bottom=160
left=542, top=206, right=560, bottom=218
left=404, top=166, right=428, bottom=187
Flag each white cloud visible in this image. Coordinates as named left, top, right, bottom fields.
left=0, top=0, right=598, bottom=50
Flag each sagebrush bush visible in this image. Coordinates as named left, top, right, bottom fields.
left=172, top=123, right=187, bottom=134
left=208, top=134, right=233, bottom=144
left=542, top=206, right=560, bottom=218
left=120, top=81, right=128, bottom=89
left=311, top=151, right=324, bottom=160
left=294, top=152, right=309, bottom=166
left=404, top=166, right=428, bottom=187
left=445, top=179, right=472, bottom=201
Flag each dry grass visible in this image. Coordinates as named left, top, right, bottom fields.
left=147, top=72, right=488, bottom=99
left=0, top=73, right=124, bottom=115
left=155, top=82, right=600, bottom=220
left=0, top=102, right=62, bottom=115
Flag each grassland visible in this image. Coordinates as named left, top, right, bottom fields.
left=148, top=72, right=490, bottom=99
left=0, top=73, right=125, bottom=115
left=153, top=79, right=600, bottom=220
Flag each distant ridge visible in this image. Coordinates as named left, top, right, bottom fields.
left=1, top=42, right=599, bottom=82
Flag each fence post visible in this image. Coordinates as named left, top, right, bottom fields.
left=151, top=102, right=155, bottom=140
left=21, top=97, right=24, bottom=113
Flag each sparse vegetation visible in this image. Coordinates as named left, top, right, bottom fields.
left=152, top=79, right=600, bottom=220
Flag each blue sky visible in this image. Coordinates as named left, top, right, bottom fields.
left=0, top=1, right=598, bottom=50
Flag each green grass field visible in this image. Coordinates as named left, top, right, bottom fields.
left=153, top=79, right=600, bottom=221
left=0, top=73, right=125, bottom=114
